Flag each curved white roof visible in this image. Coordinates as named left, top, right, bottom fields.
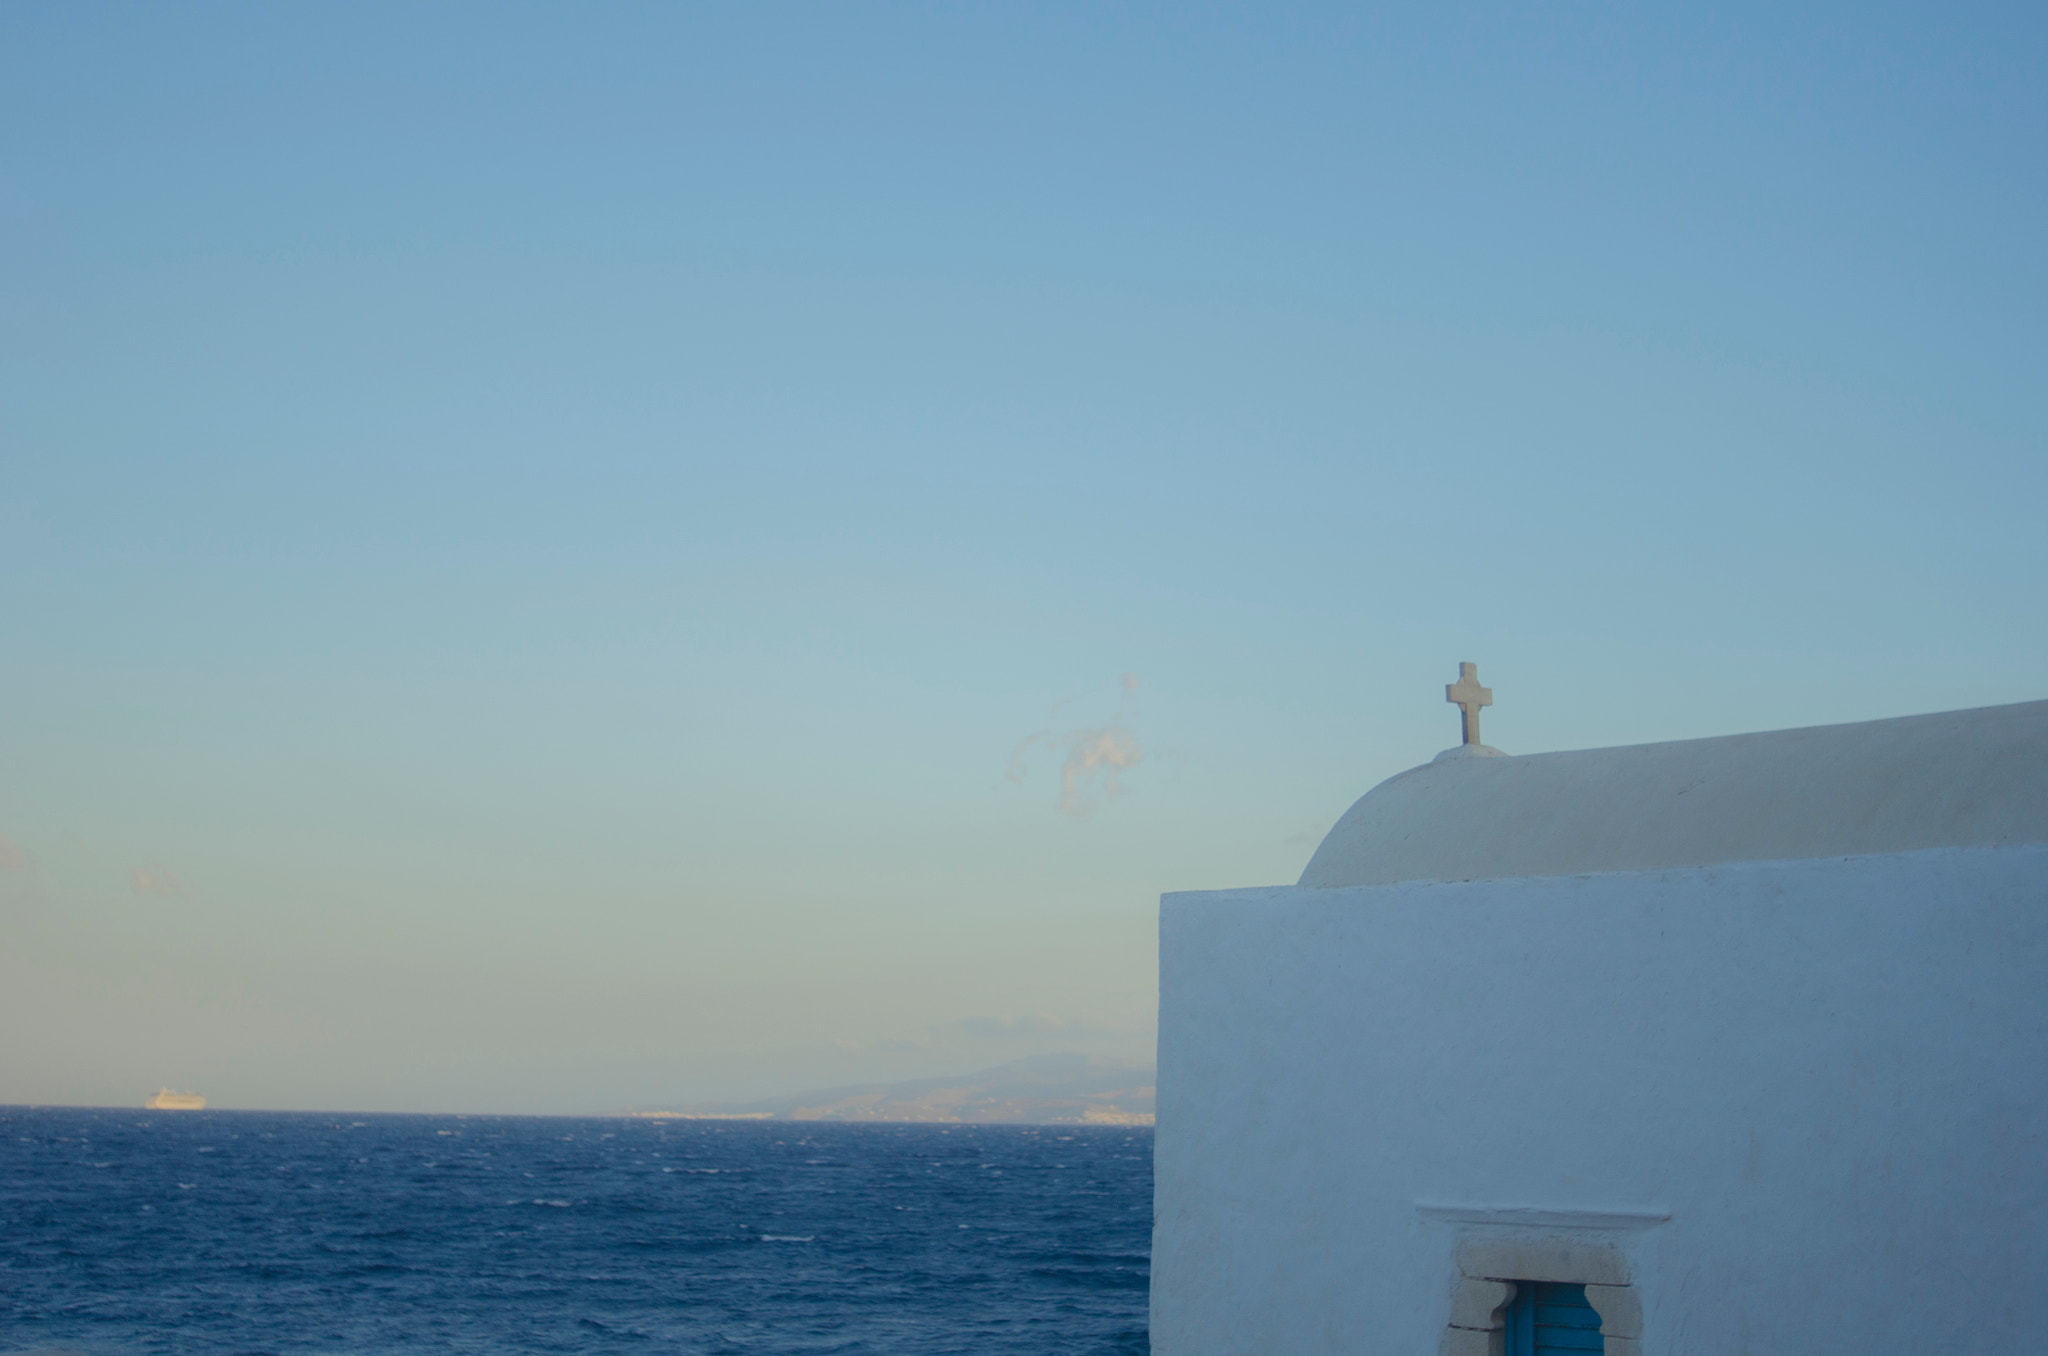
left=1299, top=699, right=2048, bottom=888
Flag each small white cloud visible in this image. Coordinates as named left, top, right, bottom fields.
left=831, top=1015, right=1132, bottom=1061
left=1057, top=725, right=1141, bottom=816
left=1007, top=675, right=1147, bottom=817
left=953, top=1013, right=1122, bottom=1041
left=959, top=1014, right=1067, bottom=1040
left=131, top=867, right=185, bottom=900
left=830, top=1034, right=936, bottom=1057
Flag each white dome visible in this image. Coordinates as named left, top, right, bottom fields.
left=1299, top=699, right=2048, bottom=888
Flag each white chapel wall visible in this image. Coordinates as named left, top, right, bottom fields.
left=1150, top=844, right=2048, bottom=1355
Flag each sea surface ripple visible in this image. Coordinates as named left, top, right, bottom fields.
left=0, top=1108, right=1151, bottom=1356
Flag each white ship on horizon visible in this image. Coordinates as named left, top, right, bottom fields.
left=145, top=1088, right=206, bottom=1111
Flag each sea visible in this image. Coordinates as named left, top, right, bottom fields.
left=0, top=1107, right=1152, bottom=1356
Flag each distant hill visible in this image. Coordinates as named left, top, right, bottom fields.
left=629, top=1053, right=1154, bottom=1125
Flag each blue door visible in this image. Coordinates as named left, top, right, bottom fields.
left=1502, top=1281, right=1604, bottom=1355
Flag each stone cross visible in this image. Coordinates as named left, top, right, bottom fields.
left=1445, top=662, right=1493, bottom=746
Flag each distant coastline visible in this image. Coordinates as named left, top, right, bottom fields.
left=626, top=1053, right=1155, bottom=1126
left=626, top=1107, right=1156, bottom=1125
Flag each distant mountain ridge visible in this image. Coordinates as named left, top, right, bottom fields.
left=631, top=1053, right=1155, bottom=1125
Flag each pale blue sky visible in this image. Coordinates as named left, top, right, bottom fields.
left=3, top=3, right=2044, bottom=1112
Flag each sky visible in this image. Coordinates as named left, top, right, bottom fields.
left=2, top=2, right=2045, bottom=1114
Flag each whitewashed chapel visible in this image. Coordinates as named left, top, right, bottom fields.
left=1151, top=669, right=2048, bottom=1355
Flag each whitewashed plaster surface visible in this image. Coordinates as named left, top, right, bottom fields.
left=1151, top=844, right=2048, bottom=1355
left=1302, top=699, right=2048, bottom=888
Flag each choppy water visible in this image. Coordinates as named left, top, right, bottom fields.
left=0, top=1108, right=1151, bottom=1356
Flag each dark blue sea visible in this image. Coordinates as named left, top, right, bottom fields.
left=0, top=1108, right=1151, bottom=1356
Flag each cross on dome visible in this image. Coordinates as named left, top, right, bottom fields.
left=1445, top=662, right=1492, bottom=746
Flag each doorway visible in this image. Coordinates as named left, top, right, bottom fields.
left=1503, top=1281, right=1604, bottom=1355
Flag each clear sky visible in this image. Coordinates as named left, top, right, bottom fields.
left=3, top=3, right=2044, bottom=1113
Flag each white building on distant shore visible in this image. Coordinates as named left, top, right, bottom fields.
left=1152, top=672, right=2048, bottom=1355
